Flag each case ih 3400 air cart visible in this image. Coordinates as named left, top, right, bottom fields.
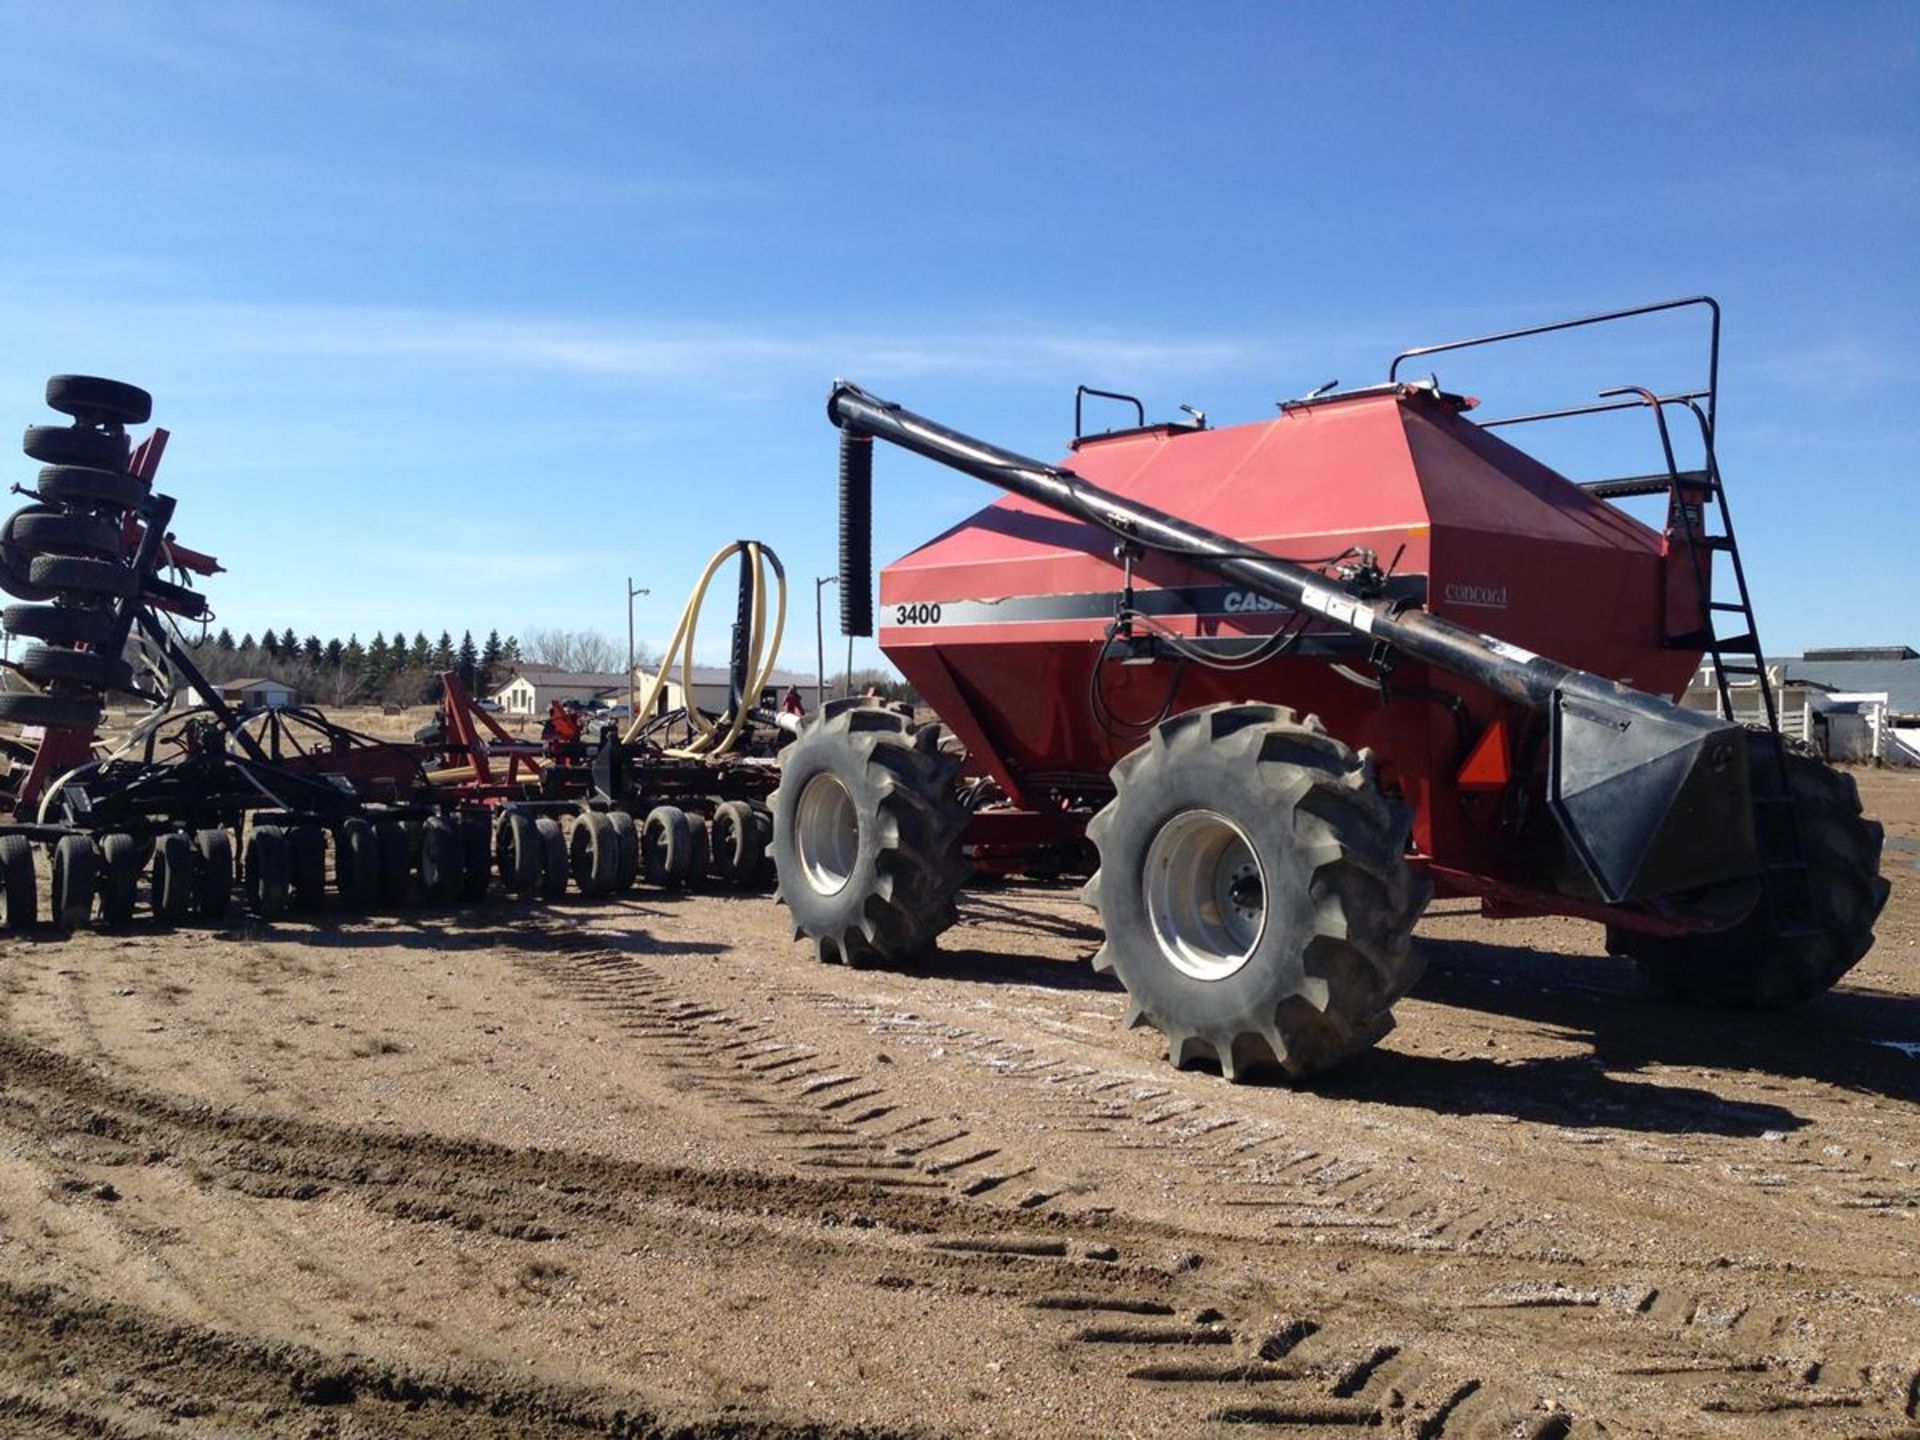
left=771, top=297, right=1891, bottom=1082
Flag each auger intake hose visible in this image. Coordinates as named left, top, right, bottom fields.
left=621, top=540, right=787, bottom=757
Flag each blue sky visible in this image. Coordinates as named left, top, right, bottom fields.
left=0, top=2, right=1913, bottom=668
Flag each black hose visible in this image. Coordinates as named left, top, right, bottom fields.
left=838, top=429, right=873, bottom=637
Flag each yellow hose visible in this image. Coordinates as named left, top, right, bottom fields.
left=621, top=540, right=787, bottom=758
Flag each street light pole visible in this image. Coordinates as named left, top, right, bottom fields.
left=626, top=577, right=650, bottom=719
left=814, top=575, right=839, bottom=713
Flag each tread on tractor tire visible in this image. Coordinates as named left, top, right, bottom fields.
left=50, top=834, right=95, bottom=929
left=46, top=375, right=151, bottom=426
left=335, top=818, right=379, bottom=910
left=99, top=833, right=140, bottom=924
left=419, top=816, right=465, bottom=905
left=194, top=829, right=233, bottom=921
left=641, top=805, right=694, bottom=887
left=24, top=423, right=129, bottom=472
left=608, top=810, right=639, bottom=892
left=0, top=690, right=103, bottom=732
left=533, top=817, right=567, bottom=900
left=710, top=799, right=765, bottom=887
left=569, top=812, right=618, bottom=898
left=9, top=511, right=123, bottom=559
left=289, top=826, right=327, bottom=912
left=458, top=814, right=492, bottom=901
left=4, top=603, right=114, bottom=647
left=152, top=832, right=196, bottom=925
left=244, top=826, right=291, bottom=919
left=496, top=812, right=539, bottom=896
left=771, top=697, right=969, bottom=967
left=37, top=464, right=146, bottom=512
left=1082, top=703, right=1429, bottom=1082
left=1608, top=750, right=1893, bottom=1008
left=18, top=643, right=132, bottom=693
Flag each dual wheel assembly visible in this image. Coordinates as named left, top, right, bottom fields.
left=491, top=800, right=772, bottom=903
left=772, top=698, right=1428, bottom=1083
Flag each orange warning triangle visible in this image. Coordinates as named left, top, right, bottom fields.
left=1458, top=719, right=1510, bottom=793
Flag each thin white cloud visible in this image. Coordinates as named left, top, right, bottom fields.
left=0, top=287, right=1280, bottom=389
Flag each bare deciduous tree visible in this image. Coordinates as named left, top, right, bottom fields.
left=520, top=627, right=621, bottom=674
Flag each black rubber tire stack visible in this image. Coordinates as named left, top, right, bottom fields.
left=1, top=375, right=154, bottom=739
left=1608, top=750, right=1892, bottom=1008
left=770, top=698, right=969, bottom=966
left=1081, top=703, right=1429, bottom=1082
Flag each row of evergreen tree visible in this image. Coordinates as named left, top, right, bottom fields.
left=189, top=627, right=522, bottom=706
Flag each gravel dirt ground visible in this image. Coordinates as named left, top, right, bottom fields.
left=1, top=768, right=1916, bottom=1438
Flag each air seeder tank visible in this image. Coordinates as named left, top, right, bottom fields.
left=771, top=299, right=1890, bottom=1081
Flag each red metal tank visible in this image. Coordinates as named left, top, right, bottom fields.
left=877, top=383, right=1706, bottom=890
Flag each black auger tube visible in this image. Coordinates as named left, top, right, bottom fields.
left=826, top=380, right=1757, bottom=905
left=838, top=427, right=874, bottom=637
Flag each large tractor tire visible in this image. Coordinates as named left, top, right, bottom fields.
left=1082, top=703, right=1428, bottom=1082
left=1608, top=753, right=1890, bottom=1008
left=771, top=698, right=968, bottom=966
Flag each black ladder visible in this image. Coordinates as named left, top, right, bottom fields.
left=1579, top=389, right=1779, bottom=733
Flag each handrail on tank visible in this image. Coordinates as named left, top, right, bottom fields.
left=1388, top=295, right=1721, bottom=436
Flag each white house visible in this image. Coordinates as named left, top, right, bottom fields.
left=631, top=664, right=822, bottom=718
left=492, top=667, right=628, bottom=717
left=221, top=677, right=299, bottom=709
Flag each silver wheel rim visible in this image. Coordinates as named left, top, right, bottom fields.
left=1143, top=809, right=1265, bottom=981
left=795, top=772, right=859, bottom=896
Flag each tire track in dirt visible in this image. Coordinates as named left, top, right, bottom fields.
left=501, top=914, right=1920, bottom=1436
left=500, top=921, right=1594, bottom=1435
left=0, top=1280, right=921, bottom=1439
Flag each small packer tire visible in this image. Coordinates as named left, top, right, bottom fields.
left=335, top=818, right=380, bottom=910
left=419, top=816, right=465, bottom=905
left=18, top=643, right=132, bottom=693
left=534, top=816, right=567, bottom=901
left=99, top=833, right=140, bottom=924
left=46, top=375, right=152, bottom=426
left=50, top=834, right=96, bottom=929
left=152, top=832, right=197, bottom=925
left=710, top=799, right=765, bottom=887
left=37, top=464, right=146, bottom=512
left=569, top=812, right=618, bottom=897
left=244, top=825, right=291, bottom=920
left=641, top=805, right=693, bottom=887
left=375, top=821, right=412, bottom=906
left=3, top=603, right=114, bottom=647
left=496, top=812, right=540, bottom=897
left=0, top=834, right=34, bottom=930
left=608, top=810, right=640, bottom=892
left=9, top=511, right=124, bottom=559
left=194, top=829, right=234, bottom=921
left=0, top=690, right=103, bottom=732
left=288, top=825, right=327, bottom=912
left=457, top=813, right=493, bottom=901
left=28, top=554, right=138, bottom=599
left=23, top=423, right=130, bottom=472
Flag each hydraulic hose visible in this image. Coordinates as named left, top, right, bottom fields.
left=621, top=540, right=787, bottom=758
